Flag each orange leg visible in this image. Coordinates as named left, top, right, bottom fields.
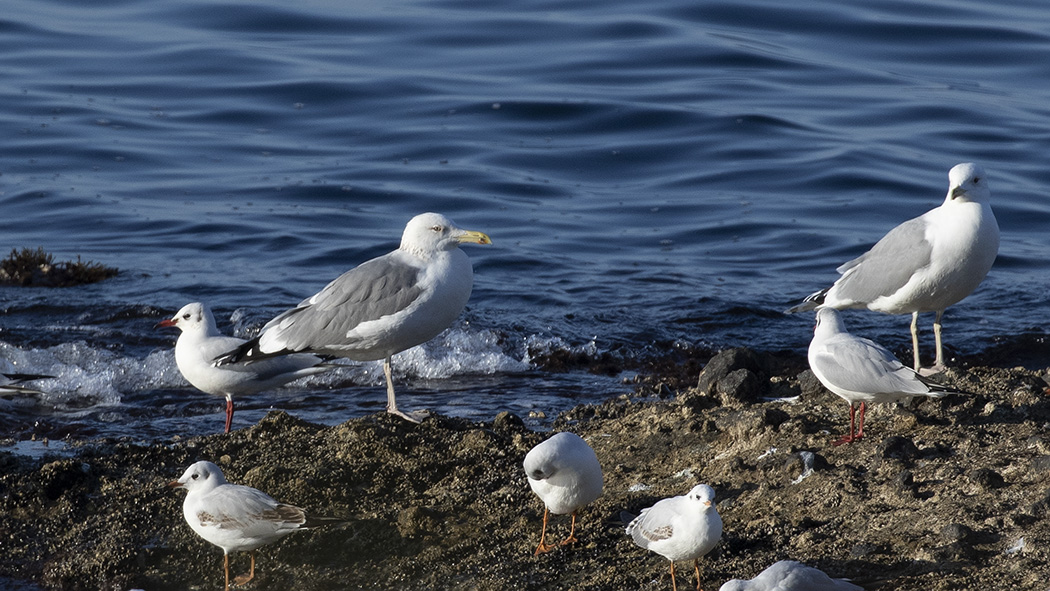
left=693, top=558, right=702, bottom=591
left=223, top=553, right=230, bottom=591
left=559, top=511, right=580, bottom=546
left=534, top=507, right=555, bottom=555
left=233, top=550, right=256, bottom=585
left=670, top=560, right=678, bottom=591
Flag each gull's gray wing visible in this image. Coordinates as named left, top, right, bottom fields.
left=832, top=216, right=933, bottom=303
left=812, top=334, right=926, bottom=395
left=214, top=254, right=423, bottom=364
left=626, top=497, right=684, bottom=548
left=260, top=254, right=423, bottom=353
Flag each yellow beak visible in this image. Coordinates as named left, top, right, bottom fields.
left=456, top=230, right=492, bottom=245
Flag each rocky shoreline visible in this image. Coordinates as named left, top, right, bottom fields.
left=1, top=347, right=1048, bottom=590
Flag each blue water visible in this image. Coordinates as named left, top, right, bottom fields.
left=1, top=0, right=1048, bottom=441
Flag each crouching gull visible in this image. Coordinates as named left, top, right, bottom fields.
left=215, top=212, right=492, bottom=423
left=157, top=302, right=335, bottom=433
left=787, top=163, right=999, bottom=373
left=524, top=432, right=604, bottom=554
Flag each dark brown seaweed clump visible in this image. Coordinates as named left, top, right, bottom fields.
left=0, top=247, right=118, bottom=287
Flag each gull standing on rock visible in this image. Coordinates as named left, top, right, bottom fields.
left=718, top=560, right=864, bottom=591
left=215, top=213, right=491, bottom=423
left=625, top=484, right=723, bottom=591
left=809, top=308, right=964, bottom=446
left=524, top=432, right=604, bottom=554
left=157, top=302, right=334, bottom=433
left=788, top=163, right=999, bottom=373
left=169, top=460, right=344, bottom=591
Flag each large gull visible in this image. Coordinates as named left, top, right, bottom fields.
left=169, top=460, right=343, bottom=591
left=809, top=308, right=965, bottom=446
left=624, top=484, right=723, bottom=591
left=718, top=560, right=864, bottom=591
left=788, top=163, right=999, bottom=373
left=523, top=432, right=604, bottom=554
left=215, top=212, right=491, bottom=423
left=157, top=302, right=334, bottom=433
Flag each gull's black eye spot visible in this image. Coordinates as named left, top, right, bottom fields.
left=191, top=473, right=200, bottom=480
left=973, top=177, right=981, bottom=184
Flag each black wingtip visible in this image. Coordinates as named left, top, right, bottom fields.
left=212, top=339, right=261, bottom=365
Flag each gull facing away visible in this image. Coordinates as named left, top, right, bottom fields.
left=809, top=308, right=965, bottom=446
left=788, top=163, right=999, bottom=373
left=0, top=372, right=52, bottom=396
left=718, top=560, right=864, bottom=591
left=157, top=302, right=335, bottom=433
left=624, top=484, right=723, bottom=591
left=169, top=460, right=344, bottom=591
left=523, top=432, right=604, bottom=555
left=214, top=213, right=491, bottom=423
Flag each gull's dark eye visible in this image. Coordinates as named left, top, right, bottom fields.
left=183, top=313, right=191, bottom=320
left=973, top=177, right=981, bottom=183
left=191, top=473, right=200, bottom=480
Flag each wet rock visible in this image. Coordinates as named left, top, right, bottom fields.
left=716, top=368, right=763, bottom=406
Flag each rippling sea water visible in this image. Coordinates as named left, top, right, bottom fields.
left=1, top=0, right=1048, bottom=441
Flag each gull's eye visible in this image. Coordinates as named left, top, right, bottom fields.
left=431, top=225, right=443, bottom=232
left=191, top=473, right=200, bottom=480
left=973, top=177, right=981, bottom=184
left=183, top=313, right=192, bottom=320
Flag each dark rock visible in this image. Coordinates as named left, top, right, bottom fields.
left=968, top=468, right=1006, bottom=489
left=697, top=347, right=762, bottom=394
left=877, top=435, right=921, bottom=463
left=716, top=368, right=763, bottom=406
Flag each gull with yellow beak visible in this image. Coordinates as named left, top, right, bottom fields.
left=216, top=212, right=491, bottom=422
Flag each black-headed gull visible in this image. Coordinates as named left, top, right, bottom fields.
left=809, top=308, right=964, bottom=446
left=214, top=213, right=491, bottom=423
left=789, top=163, right=999, bottom=372
left=718, top=560, right=864, bottom=591
left=169, top=460, right=343, bottom=591
left=523, top=432, right=603, bottom=554
left=625, top=484, right=723, bottom=591
left=157, top=302, right=334, bottom=433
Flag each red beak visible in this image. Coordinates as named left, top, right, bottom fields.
left=155, top=318, right=177, bottom=329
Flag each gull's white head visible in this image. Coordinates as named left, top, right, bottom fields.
left=169, top=460, right=228, bottom=494
left=947, top=162, right=990, bottom=204
left=813, top=307, right=847, bottom=336
left=687, top=483, right=717, bottom=508
left=156, top=302, right=217, bottom=336
left=400, top=212, right=491, bottom=256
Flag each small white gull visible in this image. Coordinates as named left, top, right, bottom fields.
left=215, top=212, right=491, bottom=423
left=788, top=163, right=999, bottom=372
left=157, top=302, right=334, bottom=433
left=169, top=460, right=343, bottom=591
left=718, top=560, right=864, bottom=591
left=809, top=308, right=965, bottom=446
left=625, top=484, right=723, bottom=591
left=523, top=432, right=603, bottom=554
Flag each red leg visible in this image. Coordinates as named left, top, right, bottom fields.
left=534, top=507, right=555, bottom=555
left=832, top=403, right=857, bottom=446
left=854, top=401, right=866, bottom=441
left=224, top=396, right=234, bottom=434
left=559, top=511, right=580, bottom=546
